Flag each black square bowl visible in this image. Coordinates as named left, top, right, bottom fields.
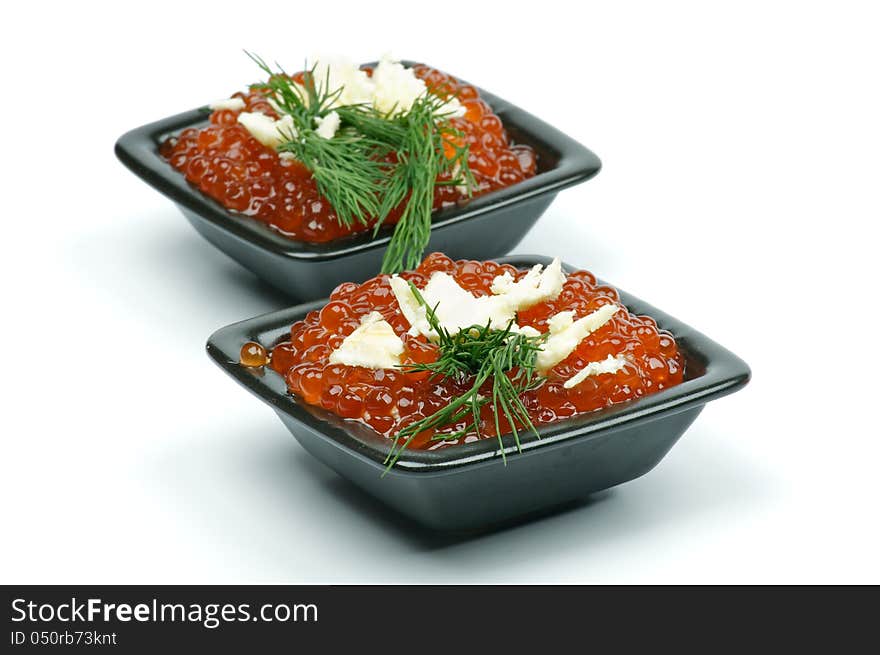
left=115, top=66, right=601, bottom=301
left=206, top=255, right=750, bottom=531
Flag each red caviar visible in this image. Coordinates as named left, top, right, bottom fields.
left=268, top=254, right=685, bottom=450
left=159, top=65, right=537, bottom=243
left=239, top=341, right=268, bottom=367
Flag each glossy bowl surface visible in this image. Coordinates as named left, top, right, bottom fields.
left=206, top=255, right=750, bottom=531
left=116, top=64, right=602, bottom=300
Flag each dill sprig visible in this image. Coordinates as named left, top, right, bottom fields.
left=244, top=54, right=474, bottom=271
left=373, top=96, right=474, bottom=274
left=383, top=282, right=546, bottom=473
left=247, top=53, right=386, bottom=228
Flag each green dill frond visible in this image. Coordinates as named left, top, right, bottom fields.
left=244, top=54, right=475, bottom=261
left=382, top=282, right=546, bottom=473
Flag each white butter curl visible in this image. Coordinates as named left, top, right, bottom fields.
left=328, top=312, right=405, bottom=369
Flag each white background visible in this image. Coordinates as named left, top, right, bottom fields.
left=1, top=0, right=877, bottom=583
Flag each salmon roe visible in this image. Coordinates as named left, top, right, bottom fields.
left=159, top=65, right=537, bottom=243
left=268, top=254, right=685, bottom=450
left=239, top=341, right=268, bottom=367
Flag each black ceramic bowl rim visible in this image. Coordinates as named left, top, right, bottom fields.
left=206, top=255, right=751, bottom=473
left=115, top=61, right=601, bottom=263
